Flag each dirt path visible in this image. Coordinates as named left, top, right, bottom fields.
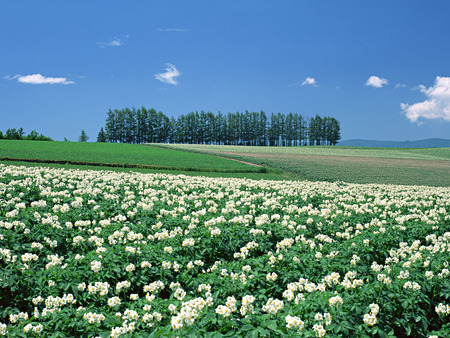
left=214, top=155, right=264, bottom=167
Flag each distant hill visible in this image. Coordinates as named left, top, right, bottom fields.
left=338, top=138, right=450, bottom=148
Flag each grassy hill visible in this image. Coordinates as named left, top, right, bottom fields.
left=0, top=140, right=285, bottom=180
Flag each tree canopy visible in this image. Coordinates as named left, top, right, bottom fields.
left=78, top=129, right=89, bottom=142
left=101, top=108, right=341, bottom=146
left=0, top=128, right=53, bottom=141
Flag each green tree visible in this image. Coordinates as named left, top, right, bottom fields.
left=5, top=128, right=24, bottom=140
left=24, top=130, right=52, bottom=141
left=78, top=129, right=89, bottom=142
left=97, top=128, right=106, bottom=142
left=99, top=107, right=341, bottom=147
left=105, top=109, right=117, bottom=143
left=258, top=111, right=267, bottom=146
left=26, top=130, right=39, bottom=140
left=328, top=117, right=341, bottom=145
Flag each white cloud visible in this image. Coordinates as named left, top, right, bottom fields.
left=395, top=83, right=406, bottom=89
left=6, top=74, right=74, bottom=85
left=302, top=77, right=318, bottom=87
left=401, top=76, right=450, bottom=123
left=155, top=64, right=181, bottom=85
left=366, top=75, right=388, bottom=88
left=4, top=75, right=19, bottom=80
left=99, top=36, right=129, bottom=48
left=107, top=38, right=123, bottom=47
left=158, top=28, right=187, bottom=32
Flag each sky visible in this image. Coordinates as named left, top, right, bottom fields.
left=1, top=0, right=450, bottom=142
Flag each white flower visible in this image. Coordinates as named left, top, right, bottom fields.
left=182, top=238, right=195, bottom=247
left=108, top=297, right=121, bottom=307
left=369, top=303, right=380, bottom=315
left=285, top=315, right=305, bottom=331
left=174, top=288, right=186, bottom=301
left=435, top=303, right=450, bottom=315
left=313, top=323, right=327, bottom=337
left=262, top=298, right=284, bottom=315
left=329, top=295, right=343, bottom=307
left=141, top=261, right=152, bottom=268
left=168, top=304, right=177, bottom=313
left=90, top=260, right=102, bottom=272
left=125, top=263, right=136, bottom=273
left=83, top=312, right=106, bottom=324
left=116, top=280, right=131, bottom=293
left=266, top=272, right=278, bottom=282
left=363, top=313, right=377, bottom=326
left=216, top=305, right=231, bottom=318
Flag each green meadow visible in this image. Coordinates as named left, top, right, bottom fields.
left=0, top=140, right=260, bottom=172
left=0, top=140, right=287, bottom=180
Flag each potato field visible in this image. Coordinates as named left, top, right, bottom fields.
left=0, top=164, right=449, bottom=337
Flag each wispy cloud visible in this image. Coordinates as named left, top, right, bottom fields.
left=98, top=35, right=129, bottom=48
left=395, top=83, right=407, bottom=89
left=401, top=76, right=450, bottom=123
left=366, top=75, right=388, bottom=88
left=158, top=28, right=188, bottom=32
left=302, top=77, right=318, bottom=87
left=155, top=64, right=181, bottom=85
left=107, top=38, right=123, bottom=47
left=5, top=74, right=74, bottom=85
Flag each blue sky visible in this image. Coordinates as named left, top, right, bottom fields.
left=1, top=0, right=450, bottom=142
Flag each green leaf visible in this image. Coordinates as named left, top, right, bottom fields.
left=267, top=323, right=278, bottom=331
left=404, top=324, right=411, bottom=336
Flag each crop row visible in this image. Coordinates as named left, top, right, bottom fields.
left=0, top=164, right=449, bottom=337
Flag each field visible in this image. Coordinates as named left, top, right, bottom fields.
left=0, top=140, right=273, bottom=176
left=2, top=140, right=449, bottom=186
left=1, top=141, right=450, bottom=336
left=151, top=144, right=450, bottom=187
left=1, top=164, right=450, bottom=337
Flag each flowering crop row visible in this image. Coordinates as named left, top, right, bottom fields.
left=0, top=163, right=449, bottom=337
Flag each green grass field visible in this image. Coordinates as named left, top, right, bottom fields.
left=152, top=144, right=450, bottom=187
left=0, top=140, right=288, bottom=180
left=0, top=140, right=262, bottom=172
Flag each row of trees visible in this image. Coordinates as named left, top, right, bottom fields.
left=101, top=108, right=341, bottom=146
left=0, top=128, right=53, bottom=141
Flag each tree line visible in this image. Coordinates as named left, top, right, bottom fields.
left=0, top=128, right=53, bottom=141
left=99, top=107, right=341, bottom=146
